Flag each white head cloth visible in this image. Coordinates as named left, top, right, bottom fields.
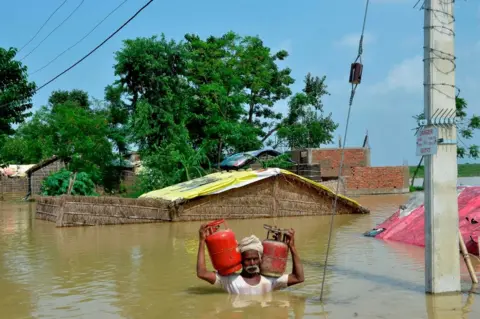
left=238, top=235, right=263, bottom=255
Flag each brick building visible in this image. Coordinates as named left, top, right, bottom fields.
left=290, top=146, right=409, bottom=196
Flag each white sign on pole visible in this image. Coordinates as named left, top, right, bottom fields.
left=416, top=127, right=438, bottom=156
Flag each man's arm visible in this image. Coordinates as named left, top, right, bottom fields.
left=196, top=224, right=217, bottom=284
left=285, top=229, right=304, bottom=286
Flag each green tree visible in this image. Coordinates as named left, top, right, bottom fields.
left=0, top=106, right=54, bottom=163
left=235, top=35, right=294, bottom=134
left=113, top=35, right=192, bottom=150
left=50, top=102, right=114, bottom=183
left=103, top=84, right=130, bottom=156
left=0, top=47, right=36, bottom=136
left=48, top=89, right=90, bottom=111
left=184, top=32, right=262, bottom=163
left=108, top=32, right=335, bottom=191
left=454, top=97, right=479, bottom=159
left=274, top=73, right=337, bottom=148
left=0, top=90, right=115, bottom=185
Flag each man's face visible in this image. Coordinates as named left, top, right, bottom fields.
left=241, top=250, right=261, bottom=274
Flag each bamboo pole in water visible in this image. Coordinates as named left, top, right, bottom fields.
left=458, top=232, right=478, bottom=284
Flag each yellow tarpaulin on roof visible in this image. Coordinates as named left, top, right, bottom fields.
left=140, top=168, right=361, bottom=207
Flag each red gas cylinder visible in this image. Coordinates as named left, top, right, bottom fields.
left=204, top=219, right=242, bottom=276
left=260, top=224, right=289, bottom=278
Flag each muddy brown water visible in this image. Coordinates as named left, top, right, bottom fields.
left=1, top=195, right=480, bottom=318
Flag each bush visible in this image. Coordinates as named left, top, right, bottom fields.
left=262, top=153, right=294, bottom=169
left=41, top=169, right=97, bottom=196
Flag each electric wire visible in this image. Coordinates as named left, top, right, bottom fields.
left=319, top=0, right=370, bottom=302
left=17, top=0, right=68, bottom=54
left=0, top=0, right=154, bottom=110
left=20, top=0, right=86, bottom=62
left=37, top=0, right=153, bottom=92
left=30, top=0, right=129, bottom=76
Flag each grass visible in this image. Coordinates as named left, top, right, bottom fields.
left=409, top=163, right=480, bottom=178
left=409, top=185, right=424, bottom=192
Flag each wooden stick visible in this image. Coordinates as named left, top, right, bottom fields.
left=458, top=232, right=478, bottom=284
left=56, top=196, right=66, bottom=228
left=67, top=172, right=77, bottom=195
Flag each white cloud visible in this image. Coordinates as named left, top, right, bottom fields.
left=368, top=55, right=423, bottom=95
left=335, top=32, right=375, bottom=48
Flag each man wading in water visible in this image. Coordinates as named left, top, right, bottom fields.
left=196, top=225, right=304, bottom=295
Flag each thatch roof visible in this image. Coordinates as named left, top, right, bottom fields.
left=25, top=155, right=61, bottom=174
left=140, top=168, right=369, bottom=214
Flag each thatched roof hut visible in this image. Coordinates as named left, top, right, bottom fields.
left=35, top=168, right=369, bottom=227
left=140, top=168, right=369, bottom=221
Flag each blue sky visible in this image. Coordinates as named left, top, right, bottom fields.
left=1, top=0, right=479, bottom=166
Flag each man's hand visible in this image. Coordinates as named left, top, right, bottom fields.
left=285, top=228, right=304, bottom=286
left=197, top=223, right=216, bottom=284
left=199, top=224, right=208, bottom=241
left=285, top=228, right=295, bottom=249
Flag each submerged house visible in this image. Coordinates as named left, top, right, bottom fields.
left=36, top=168, right=369, bottom=227
left=140, top=168, right=369, bottom=220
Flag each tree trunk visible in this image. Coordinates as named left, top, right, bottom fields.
left=67, top=172, right=78, bottom=195
left=261, top=126, right=279, bottom=143
left=248, top=103, right=255, bottom=123
left=217, top=140, right=223, bottom=169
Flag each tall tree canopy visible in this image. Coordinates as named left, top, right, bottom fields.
left=107, top=31, right=337, bottom=190
left=274, top=73, right=337, bottom=148
left=1, top=32, right=339, bottom=195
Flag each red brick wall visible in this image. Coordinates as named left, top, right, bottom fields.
left=311, top=148, right=370, bottom=177
left=345, top=166, right=409, bottom=195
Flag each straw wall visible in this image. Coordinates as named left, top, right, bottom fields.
left=175, top=175, right=368, bottom=221
left=36, top=195, right=172, bottom=227
left=0, top=176, right=28, bottom=201
left=29, top=159, right=66, bottom=195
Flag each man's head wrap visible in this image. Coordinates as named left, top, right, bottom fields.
left=238, top=235, right=263, bottom=255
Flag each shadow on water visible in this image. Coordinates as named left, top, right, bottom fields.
left=302, top=258, right=425, bottom=293
left=192, top=292, right=313, bottom=319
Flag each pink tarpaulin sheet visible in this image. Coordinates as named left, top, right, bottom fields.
left=373, top=186, right=480, bottom=255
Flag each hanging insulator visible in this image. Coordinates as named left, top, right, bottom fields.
left=349, top=62, right=363, bottom=84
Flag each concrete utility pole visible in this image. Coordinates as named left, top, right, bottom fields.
left=423, top=0, right=460, bottom=294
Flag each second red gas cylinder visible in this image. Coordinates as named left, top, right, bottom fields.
left=204, top=219, right=242, bottom=276
left=260, top=224, right=289, bottom=278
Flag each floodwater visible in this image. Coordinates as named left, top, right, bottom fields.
left=411, top=177, right=480, bottom=187
left=1, top=195, right=480, bottom=319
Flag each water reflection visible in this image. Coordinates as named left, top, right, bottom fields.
left=426, top=290, right=471, bottom=319
left=194, top=292, right=309, bottom=319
